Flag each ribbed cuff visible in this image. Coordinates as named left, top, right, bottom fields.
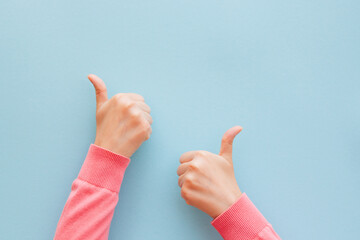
left=211, top=193, right=269, bottom=240
left=78, top=144, right=130, bottom=193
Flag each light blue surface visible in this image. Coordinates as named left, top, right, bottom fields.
left=1, top=1, right=359, bottom=239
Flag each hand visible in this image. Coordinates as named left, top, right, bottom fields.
left=177, top=126, right=243, bottom=219
left=88, top=74, right=153, bottom=158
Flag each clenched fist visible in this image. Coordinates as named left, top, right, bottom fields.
left=177, top=126, right=243, bottom=218
left=88, top=74, right=153, bottom=158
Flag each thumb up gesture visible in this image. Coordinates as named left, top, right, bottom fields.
left=177, top=126, right=243, bottom=218
left=88, top=74, right=153, bottom=158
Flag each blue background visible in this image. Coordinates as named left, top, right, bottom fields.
left=1, top=1, right=359, bottom=239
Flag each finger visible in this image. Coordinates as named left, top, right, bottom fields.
left=137, top=102, right=151, bottom=113
left=178, top=173, right=188, bottom=187
left=88, top=74, right=108, bottom=109
left=177, top=162, right=191, bottom=176
left=145, top=126, right=152, bottom=141
left=219, top=126, right=243, bottom=162
left=179, top=151, right=197, bottom=163
left=143, top=112, right=153, bottom=124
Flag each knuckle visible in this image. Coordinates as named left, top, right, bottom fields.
left=114, top=93, right=124, bottom=99
left=148, top=116, right=153, bottom=124
left=114, top=94, right=127, bottom=105
left=115, top=95, right=134, bottom=110
left=125, top=100, right=136, bottom=110
left=181, top=187, right=190, bottom=200
left=144, top=130, right=151, bottom=140
left=184, top=174, right=195, bottom=185
left=189, top=161, right=200, bottom=172
left=137, top=94, right=145, bottom=101
left=177, top=177, right=182, bottom=186
left=146, top=127, right=152, bottom=140
left=137, top=120, right=151, bottom=138
left=183, top=179, right=192, bottom=188
left=95, top=108, right=105, bottom=119
left=144, top=134, right=150, bottom=140
left=140, top=120, right=151, bottom=131
left=130, top=110, right=141, bottom=119
left=195, top=150, right=207, bottom=158
left=181, top=188, right=194, bottom=205
left=130, top=93, right=144, bottom=101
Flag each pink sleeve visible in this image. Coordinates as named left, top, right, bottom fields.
left=211, top=193, right=281, bottom=240
left=54, top=144, right=130, bottom=240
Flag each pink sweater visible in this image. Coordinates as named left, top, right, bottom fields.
left=54, top=144, right=280, bottom=240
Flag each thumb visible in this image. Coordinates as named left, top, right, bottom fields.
left=219, top=126, right=243, bottom=162
left=88, top=74, right=108, bottom=109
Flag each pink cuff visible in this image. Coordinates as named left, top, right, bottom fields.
left=211, top=193, right=271, bottom=240
left=78, top=144, right=130, bottom=193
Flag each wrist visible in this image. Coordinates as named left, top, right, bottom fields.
left=228, top=188, right=242, bottom=207
left=94, top=139, right=132, bottom=158
left=214, top=188, right=242, bottom=219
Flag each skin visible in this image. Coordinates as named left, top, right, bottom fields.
left=88, top=74, right=153, bottom=157
left=177, top=126, right=243, bottom=219
left=89, top=74, right=241, bottom=219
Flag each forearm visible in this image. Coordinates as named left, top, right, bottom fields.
left=54, top=144, right=130, bottom=240
left=212, top=193, right=280, bottom=240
